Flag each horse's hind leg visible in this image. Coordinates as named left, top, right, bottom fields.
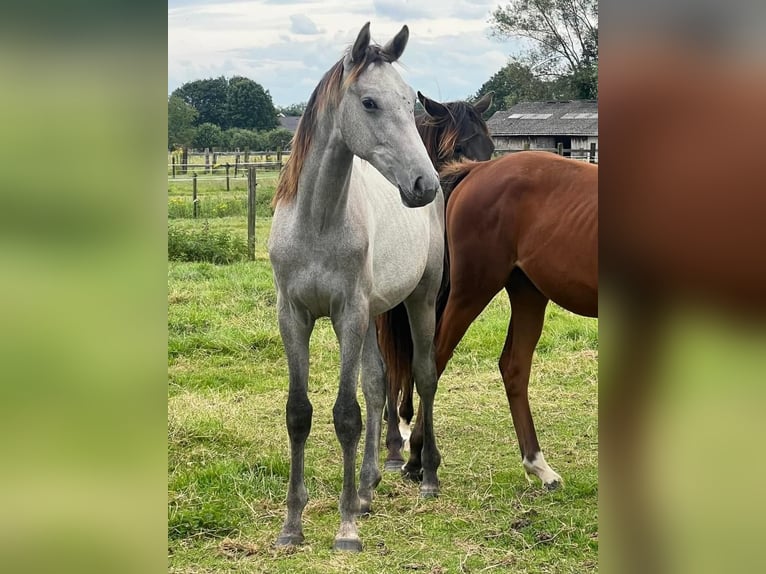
left=358, top=321, right=385, bottom=514
left=384, top=366, right=406, bottom=471
left=276, top=304, right=315, bottom=547
left=501, top=271, right=562, bottom=489
left=379, top=305, right=414, bottom=471
left=403, top=288, right=496, bottom=480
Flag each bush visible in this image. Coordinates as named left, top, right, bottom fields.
left=168, top=222, right=248, bottom=264
left=264, top=127, right=293, bottom=150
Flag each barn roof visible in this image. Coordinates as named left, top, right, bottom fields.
left=278, top=115, right=301, bottom=133
left=487, top=100, right=598, bottom=137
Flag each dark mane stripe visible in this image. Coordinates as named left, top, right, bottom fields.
left=273, top=45, right=396, bottom=207
left=439, top=159, right=480, bottom=201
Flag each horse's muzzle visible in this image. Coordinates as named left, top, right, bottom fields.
left=399, top=175, right=439, bottom=208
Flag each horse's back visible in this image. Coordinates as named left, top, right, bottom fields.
left=449, top=152, right=598, bottom=316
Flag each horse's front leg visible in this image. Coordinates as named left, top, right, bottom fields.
left=330, top=303, right=368, bottom=551
left=404, top=296, right=441, bottom=498
left=275, top=301, right=315, bottom=547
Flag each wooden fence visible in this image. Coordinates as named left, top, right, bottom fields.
left=168, top=148, right=289, bottom=177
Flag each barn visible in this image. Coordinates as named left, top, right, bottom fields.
left=277, top=114, right=301, bottom=134
left=486, top=100, right=598, bottom=162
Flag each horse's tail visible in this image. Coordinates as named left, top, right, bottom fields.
left=376, top=304, right=414, bottom=426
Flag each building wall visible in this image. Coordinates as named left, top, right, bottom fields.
left=492, top=135, right=556, bottom=151
left=493, top=135, right=598, bottom=161
left=571, top=136, right=599, bottom=161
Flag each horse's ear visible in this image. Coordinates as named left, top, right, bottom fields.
left=383, top=25, right=409, bottom=61
left=418, top=91, right=449, bottom=118
left=351, top=22, right=371, bottom=63
left=473, top=91, right=494, bottom=115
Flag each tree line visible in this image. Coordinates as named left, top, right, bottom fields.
left=168, top=76, right=297, bottom=152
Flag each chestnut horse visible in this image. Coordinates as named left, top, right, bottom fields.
left=380, top=151, right=598, bottom=489
left=377, top=92, right=495, bottom=472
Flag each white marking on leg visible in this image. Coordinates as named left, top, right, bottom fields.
left=523, top=451, right=562, bottom=487
left=398, top=417, right=411, bottom=451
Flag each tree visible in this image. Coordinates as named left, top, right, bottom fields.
left=226, top=76, right=279, bottom=131
left=475, top=61, right=562, bottom=116
left=167, top=95, right=198, bottom=150
left=490, top=0, right=598, bottom=98
left=192, top=123, right=223, bottom=150
left=171, top=77, right=229, bottom=127
left=171, top=76, right=280, bottom=132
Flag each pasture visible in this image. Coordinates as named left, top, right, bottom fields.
left=168, top=177, right=598, bottom=572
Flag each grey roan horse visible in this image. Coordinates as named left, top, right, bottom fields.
left=268, top=23, right=444, bottom=552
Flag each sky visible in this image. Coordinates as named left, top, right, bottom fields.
left=168, top=0, right=525, bottom=107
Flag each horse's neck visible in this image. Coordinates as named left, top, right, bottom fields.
left=294, top=114, right=354, bottom=230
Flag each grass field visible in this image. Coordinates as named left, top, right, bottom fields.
left=168, top=178, right=598, bottom=573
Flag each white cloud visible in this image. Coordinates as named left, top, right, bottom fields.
left=168, top=1, right=522, bottom=105
left=290, top=14, right=320, bottom=35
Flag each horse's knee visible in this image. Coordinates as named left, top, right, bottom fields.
left=286, top=394, right=312, bottom=442
left=333, top=399, right=362, bottom=444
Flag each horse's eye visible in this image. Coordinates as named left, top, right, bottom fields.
left=455, top=145, right=464, bottom=155
left=362, top=98, right=377, bottom=110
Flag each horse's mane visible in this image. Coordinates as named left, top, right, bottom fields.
left=416, top=101, right=490, bottom=169
left=273, top=45, right=396, bottom=207
left=438, top=159, right=481, bottom=203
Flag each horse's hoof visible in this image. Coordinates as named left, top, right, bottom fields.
left=358, top=499, right=372, bottom=516
left=420, top=484, right=439, bottom=498
left=333, top=537, right=363, bottom=552
left=401, top=465, right=423, bottom=482
left=545, top=479, right=562, bottom=491
left=384, top=459, right=405, bottom=472
left=275, top=532, right=304, bottom=547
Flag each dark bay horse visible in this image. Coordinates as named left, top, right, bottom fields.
left=381, top=151, right=598, bottom=489
left=376, top=91, right=495, bottom=471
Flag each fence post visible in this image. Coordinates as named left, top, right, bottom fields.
left=523, top=141, right=530, bottom=151
left=235, top=154, right=239, bottom=177
left=192, top=172, right=198, bottom=219
left=172, top=156, right=176, bottom=178
left=181, top=147, right=188, bottom=174
left=205, top=148, right=211, bottom=174
left=557, top=142, right=563, bottom=156
left=212, top=152, right=217, bottom=171
left=247, top=166, right=257, bottom=261
left=589, top=142, right=596, bottom=163
left=244, top=149, right=249, bottom=165
left=277, top=147, right=282, bottom=169
left=226, top=163, right=230, bottom=191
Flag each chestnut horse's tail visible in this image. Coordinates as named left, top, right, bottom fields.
left=376, top=159, right=481, bottom=433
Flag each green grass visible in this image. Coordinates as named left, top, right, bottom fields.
left=168, top=213, right=598, bottom=573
